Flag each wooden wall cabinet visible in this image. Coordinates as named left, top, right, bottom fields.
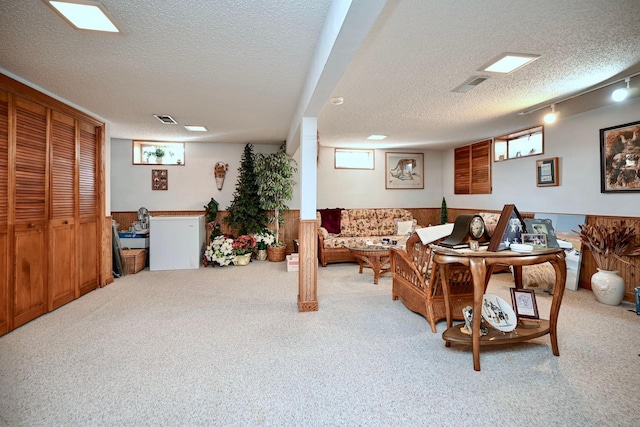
left=0, top=74, right=105, bottom=335
left=454, top=139, right=492, bottom=194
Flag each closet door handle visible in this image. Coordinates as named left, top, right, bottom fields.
left=63, top=220, right=69, bottom=225
left=29, top=223, right=35, bottom=228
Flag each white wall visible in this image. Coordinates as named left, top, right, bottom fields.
left=316, top=147, right=444, bottom=208
left=444, top=97, right=640, bottom=216
left=111, top=98, right=639, bottom=216
left=110, top=139, right=284, bottom=211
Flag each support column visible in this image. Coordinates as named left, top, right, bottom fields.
left=298, top=117, right=318, bottom=312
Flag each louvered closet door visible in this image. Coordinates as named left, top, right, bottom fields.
left=0, top=90, right=9, bottom=334
left=13, top=97, right=47, bottom=328
left=49, top=111, right=76, bottom=310
left=77, top=121, right=99, bottom=295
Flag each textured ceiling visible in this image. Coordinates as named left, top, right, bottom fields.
left=1, top=0, right=639, bottom=150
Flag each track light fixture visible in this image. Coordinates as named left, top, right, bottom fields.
left=543, top=104, right=557, bottom=124
left=519, top=72, right=639, bottom=120
left=611, top=78, right=630, bottom=102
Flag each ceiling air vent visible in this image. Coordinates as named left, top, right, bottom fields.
left=452, top=76, right=489, bottom=93
left=153, top=114, right=178, bottom=124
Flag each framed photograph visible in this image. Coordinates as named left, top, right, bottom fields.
left=385, top=152, right=424, bottom=189
left=521, top=233, right=547, bottom=249
left=536, top=157, right=559, bottom=187
left=510, top=288, right=539, bottom=319
left=487, top=204, right=525, bottom=252
left=523, top=218, right=558, bottom=248
left=152, top=169, right=168, bottom=190
left=600, top=120, right=640, bottom=192
left=469, top=240, right=480, bottom=251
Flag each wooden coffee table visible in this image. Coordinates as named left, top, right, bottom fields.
left=348, top=246, right=392, bottom=284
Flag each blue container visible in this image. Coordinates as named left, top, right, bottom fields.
left=635, top=287, right=640, bottom=315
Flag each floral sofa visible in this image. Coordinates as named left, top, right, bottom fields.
left=317, top=208, right=418, bottom=267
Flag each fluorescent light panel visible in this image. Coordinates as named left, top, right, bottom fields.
left=184, top=125, right=208, bottom=132
left=46, top=0, right=120, bottom=33
left=367, top=134, right=387, bottom=140
left=483, top=53, right=539, bottom=74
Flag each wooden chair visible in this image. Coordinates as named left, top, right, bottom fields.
left=391, top=232, right=475, bottom=332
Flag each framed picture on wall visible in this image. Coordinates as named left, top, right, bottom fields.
left=536, top=157, right=559, bottom=187
left=385, top=152, right=424, bottom=189
left=600, top=120, right=640, bottom=192
left=152, top=169, right=168, bottom=190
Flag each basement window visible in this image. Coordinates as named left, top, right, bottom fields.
left=334, top=148, right=375, bottom=169
left=494, top=126, right=544, bottom=161
left=133, top=141, right=185, bottom=165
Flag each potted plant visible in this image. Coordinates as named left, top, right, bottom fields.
left=577, top=220, right=640, bottom=305
left=231, top=234, right=256, bottom=266
left=255, top=144, right=298, bottom=262
left=203, top=235, right=234, bottom=267
left=154, top=147, right=166, bottom=164
left=254, top=230, right=275, bottom=261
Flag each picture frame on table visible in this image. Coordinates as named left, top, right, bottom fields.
left=521, top=233, right=547, bottom=249
left=385, top=152, right=424, bottom=189
left=599, top=119, right=640, bottom=193
left=523, top=218, right=559, bottom=248
left=510, top=288, right=540, bottom=319
left=536, top=157, right=559, bottom=187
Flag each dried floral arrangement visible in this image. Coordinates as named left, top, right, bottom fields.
left=576, top=220, right=640, bottom=271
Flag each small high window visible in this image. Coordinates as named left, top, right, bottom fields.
left=494, top=126, right=543, bottom=161
left=334, top=148, right=374, bottom=169
left=133, top=141, right=185, bottom=165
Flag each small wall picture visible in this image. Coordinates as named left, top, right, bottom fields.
left=510, top=288, right=539, bottom=319
left=385, top=152, right=424, bottom=189
left=536, top=157, right=559, bottom=187
left=521, top=233, right=547, bottom=249
left=152, top=169, right=168, bottom=190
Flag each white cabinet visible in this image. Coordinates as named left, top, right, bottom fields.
left=149, top=215, right=205, bottom=271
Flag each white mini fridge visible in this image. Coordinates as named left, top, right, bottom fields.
left=149, top=215, right=205, bottom=271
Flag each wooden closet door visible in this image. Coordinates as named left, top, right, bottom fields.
left=13, top=97, right=48, bottom=328
left=77, top=121, right=99, bottom=296
left=49, top=111, right=76, bottom=310
left=0, top=89, right=9, bottom=334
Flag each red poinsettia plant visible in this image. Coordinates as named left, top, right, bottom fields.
left=232, top=234, right=256, bottom=255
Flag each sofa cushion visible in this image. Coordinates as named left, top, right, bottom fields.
left=318, top=208, right=342, bottom=234
left=342, top=208, right=380, bottom=237
left=395, top=218, right=417, bottom=235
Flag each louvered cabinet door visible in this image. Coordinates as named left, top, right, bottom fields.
left=13, top=97, right=47, bottom=328
left=0, top=89, right=9, bottom=334
left=77, top=121, right=99, bottom=296
left=49, top=111, right=76, bottom=310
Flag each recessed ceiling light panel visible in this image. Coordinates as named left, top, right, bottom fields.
left=45, top=0, right=120, bottom=33
left=482, top=53, right=540, bottom=74
left=184, top=125, right=208, bottom=132
left=367, top=134, right=387, bottom=140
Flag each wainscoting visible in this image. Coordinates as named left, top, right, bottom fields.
left=111, top=209, right=640, bottom=302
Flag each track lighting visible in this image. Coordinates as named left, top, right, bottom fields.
left=543, top=104, right=557, bottom=124
left=611, top=78, right=630, bottom=102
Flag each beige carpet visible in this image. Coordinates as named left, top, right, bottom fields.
left=0, top=260, right=638, bottom=426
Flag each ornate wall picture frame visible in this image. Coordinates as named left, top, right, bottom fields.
left=510, top=288, right=539, bottom=319
left=385, top=152, right=424, bottom=189
left=536, top=157, right=559, bottom=187
left=152, top=169, right=168, bottom=190
left=600, top=119, right=640, bottom=192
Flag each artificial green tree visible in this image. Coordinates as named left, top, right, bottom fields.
left=440, top=197, right=448, bottom=224
left=224, top=144, right=268, bottom=235
left=255, top=144, right=298, bottom=245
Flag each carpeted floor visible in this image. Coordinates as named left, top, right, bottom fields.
left=0, top=261, right=638, bottom=426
